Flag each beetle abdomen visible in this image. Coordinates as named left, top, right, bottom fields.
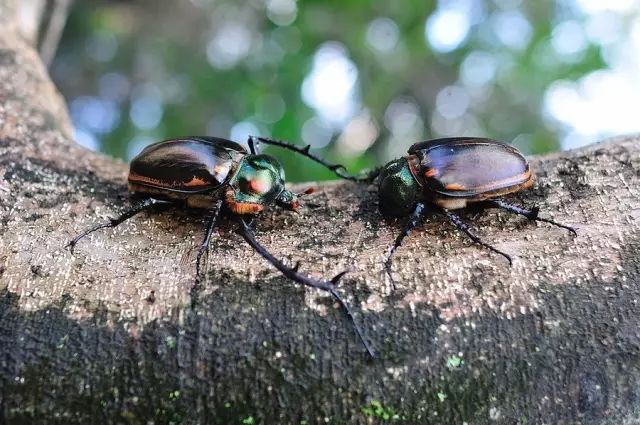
left=409, top=137, right=534, bottom=201
left=128, top=137, right=246, bottom=193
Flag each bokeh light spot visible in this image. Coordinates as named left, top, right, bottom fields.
left=85, top=31, right=118, bottom=62
left=544, top=70, right=640, bottom=142
left=73, top=128, right=100, bottom=151
left=301, top=117, right=333, bottom=149
left=336, top=112, right=379, bottom=157
left=384, top=97, right=422, bottom=136
left=230, top=121, right=261, bottom=145
left=301, top=42, right=359, bottom=126
left=130, top=86, right=164, bottom=131
left=436, top=86, right=470, bottom=119
left=585, top=12, right=623, bottom=46
left=255, top=94, right=286, bottom=124
left=460, top=51, right=497, bottom=87
left=70, top=96, right=120, bottom=134
left=366, top=17, right=400, bottom=53
left=207, top=22, right=253, bottom=70
left=425, top=7, right=471, bottom=53
left=551, top=20, right=588, bottom=61
left=127, top=135, right=157, bottom=160
left=575, top=0, right=640, bottom=13
left=266, top=0, right=298, bottom=26
left=491, top=10, right=532, bottom=51
left=98, top=72, right=130, bottom=103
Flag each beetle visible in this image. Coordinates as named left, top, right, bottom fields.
left=66, top=136, right=375, bottom=358
left=250, top=136, right=576, bottom=283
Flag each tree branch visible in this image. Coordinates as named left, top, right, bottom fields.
left=1, top=1, right=640, bottom=423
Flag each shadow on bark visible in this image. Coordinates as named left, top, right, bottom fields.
left=1, top=231, right=639, bottom=424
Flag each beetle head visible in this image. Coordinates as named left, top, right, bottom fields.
left=378, top=157, right=422, bottom=217
left=227, top=154, right=298, bottom=214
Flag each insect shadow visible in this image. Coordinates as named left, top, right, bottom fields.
left=252, top=136, right=577, bottom=288
left=66, top=136, right=375, bottom=358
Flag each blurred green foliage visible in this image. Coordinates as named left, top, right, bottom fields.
left=52, top=0, right=617, bottom=182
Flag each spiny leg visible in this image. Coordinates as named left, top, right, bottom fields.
left=489, top=199, right=577, bottom=235
left=440, top=207, right=513, bottom=265
left=195, top=199, right=223, bottom=281
left=247, top=136, right=261, bottom=155
left=384, top=202, right=426, bottom=289
left=249, top=136, right=381, bottom=183
left=236, top=218, right=375, bottom=359
left=190, top=200, right=223, bottom=309
left=66, top=198, right=171, bottom=253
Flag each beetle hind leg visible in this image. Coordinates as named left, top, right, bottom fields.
left=490, top=199, right=577, bottom=235
left=440, top=208, right=513, bottom=266
left=66, top=198, right=171, bottom=253
left=384, top=202, right=426, bottom=289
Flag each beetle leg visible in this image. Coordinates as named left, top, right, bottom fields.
left=251, top=136, right=381, bottom=183
left=66, top=198, right=171, bottom=253
left=247, top=136, right=261, bottom=155
left=190, top=200, right=224, bottom=309
left=384, top=202, right=426, bottom=289
left=440, top=208, right=513, bottom=266
left=236, top=218, right=376, bottom=359
left=195, top=199, right=223, bottom=281
left=489, top=199, right=577, bottom=235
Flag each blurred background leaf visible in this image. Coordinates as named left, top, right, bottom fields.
left=51, top=0, right=640, bottom=182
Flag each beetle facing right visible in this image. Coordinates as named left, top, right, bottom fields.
left=66, top=135, right=375, bottom=357
left=251, top=136, right=577, bottom=283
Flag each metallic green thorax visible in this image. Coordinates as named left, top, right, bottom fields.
left=229, top=154, right=297, bottom=208
left=378, top=157, right=422, bottom=217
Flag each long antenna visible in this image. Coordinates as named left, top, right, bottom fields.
left=251, top=136, right=380, bottom=183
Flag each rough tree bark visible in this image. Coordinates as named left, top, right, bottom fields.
left=1, top=2, right=640, bottom=424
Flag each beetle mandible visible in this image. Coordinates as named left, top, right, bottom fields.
left=67, top=136, right=375, bottom=358
left=251, top=136, right=577, bottom=283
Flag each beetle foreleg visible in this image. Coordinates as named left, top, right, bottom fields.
left=251, top=136, right=381, bottom=183
left=195, top=199, right=223, bottom=281
left=66, top=198, right=171, bottom=253
left=236, top=218, right=376, bottom=359
left=489, top=199, right=577, bottom=235
left=190, top=199, right=224, bottom=309
left=247, top=136, right=261, bottom=155
left=384, top=202, right=426, bottom=289
left=440, top=208, right=513, bottom=265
